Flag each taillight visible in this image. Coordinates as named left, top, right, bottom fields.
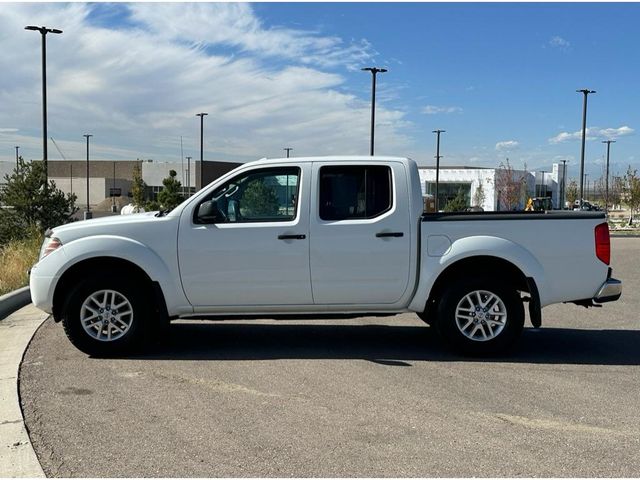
left=595, top=223, right=610, bottom=265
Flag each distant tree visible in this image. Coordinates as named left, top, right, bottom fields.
left=473, top=179, right=486, bottom=208
left=144, top=200, right=160, bottom=212
left=623, top=166, right=640, bottom=225
left=595, top=174, right=606, bottom=207
left=130, top=162, right=146, bottom=212
left=495, top=158, right=528, bottom=211
left=566, top=180, right=579, bottom=205
left=610, top=176, right=623, bottom=210
left=0, top=158, right=77, bottom=242
left=157, top=169, right=185, bottom=211
left=241, top=179, right=279, bottom=217
left=444, top=188, right=468, bottom=212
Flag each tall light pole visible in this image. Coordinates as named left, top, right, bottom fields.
left=432, top=129, right=445, bottom=212
left=83, top=134, right=92, bottom=219
left=186, top=156, right=192, bottom=196
left=15, top=146, right=19, bottom=168
left=361, top=67, right=387, bottom=156
left=195, top=113, right=208, bottom=190
left=602, top=140, right=615, bottom=213
left=284, top=147, right=293, bottom=158
left=25, top=25, right=63, bottom=187
left=561, top=159, right=567, bottom=209
left=577, top=89, right=596, bottom=207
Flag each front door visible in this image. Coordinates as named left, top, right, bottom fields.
left=178, top=164, right=312, bottom=307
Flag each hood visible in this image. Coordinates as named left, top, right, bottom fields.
left=50, top=211, right=164, bottom=240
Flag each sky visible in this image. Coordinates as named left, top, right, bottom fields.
left=0, top=2, right=638, bottom=181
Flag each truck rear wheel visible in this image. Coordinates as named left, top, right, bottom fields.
left=61, top=276, right=147, bottom=356
left=436, top=277, right=524, bottom=356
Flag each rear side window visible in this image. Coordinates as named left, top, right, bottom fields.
left=319, top=165, right=392, bottom=220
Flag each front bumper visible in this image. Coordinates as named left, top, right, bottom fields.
left=593, top=277, right=622, bottom=303
left=29, top=266, right=56, bottom=314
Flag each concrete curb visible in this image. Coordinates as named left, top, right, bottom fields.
left=0, top=287, right=32, bottom=322
left=0, top=304, right=48, bottom=477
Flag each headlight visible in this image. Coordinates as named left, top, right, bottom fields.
left=40, top=236, right=63, bottom=260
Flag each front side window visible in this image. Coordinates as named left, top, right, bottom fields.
left=195, top=167, right=300, bottom=224
left=319, top=165, right=392, bottom=220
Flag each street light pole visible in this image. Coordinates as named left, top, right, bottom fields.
left=186, top=156, right=192, bottom=196
left=432, top=129, right=445, bottom=212
left=83, top=134, right=92, bottom=219
left=361, top=67, right=387, bottom=156
left=15, top=146, right=19, bottom=168
left=284, top=147, right=293, bottom=158
left=602, top=140, right=615, bottom=213
left=561, top=160, right=567, bottom=209
left=25, top=25, right=63, bottom=188
left=576, top=89, right=596, bottom=208
left=195, top=113, right=208, bottom=190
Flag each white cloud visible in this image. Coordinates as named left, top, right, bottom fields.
left=495, top=140, right=519, bottom=151
left=422, top=105, right=463, bottom=115
left=549, top=126, right=634, bottom=144
left=549, top=36, right=571, bottom=50
left=0, top=4, right=410, bottom=163
left=127, top=3, right=374, bottom=70
left=0, top=128, right=19, bottom=133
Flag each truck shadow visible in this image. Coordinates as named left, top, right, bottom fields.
left=134, top=322, right=640, bottom=366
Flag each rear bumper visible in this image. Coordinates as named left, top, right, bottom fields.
left=593, top=278, right=622, bottom=303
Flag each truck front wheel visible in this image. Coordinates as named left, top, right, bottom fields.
left=436, top=277, right=524, bottom=356
left=61, top=276, right=147, bottom=356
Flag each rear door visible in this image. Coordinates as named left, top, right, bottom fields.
left=309, top=161, right=412, bottom=305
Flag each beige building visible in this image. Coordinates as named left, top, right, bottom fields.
left=47, top=159, right=241, bottom=208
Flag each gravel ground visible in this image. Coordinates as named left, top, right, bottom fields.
left=19, top=238, right=640, bottom=477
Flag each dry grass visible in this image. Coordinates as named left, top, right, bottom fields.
left=0, top=229, right=43, bottom=296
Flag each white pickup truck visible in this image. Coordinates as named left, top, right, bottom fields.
left=30, top=156, right=622, bottom=356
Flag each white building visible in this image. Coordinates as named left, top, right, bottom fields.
left=418, top=163, right=566, bottom=211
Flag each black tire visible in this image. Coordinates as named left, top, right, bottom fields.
left=61, top=275, right=148, bottom=357
left=435, top=277, right=524, bottom=356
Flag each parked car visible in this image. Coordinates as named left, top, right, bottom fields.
left=30, top=156, right=622, bottom=356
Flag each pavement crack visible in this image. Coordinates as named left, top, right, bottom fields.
left=1, top=420, right=22, bottom=425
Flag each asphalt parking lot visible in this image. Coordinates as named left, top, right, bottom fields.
left=19, top=238, right=640, bottom=477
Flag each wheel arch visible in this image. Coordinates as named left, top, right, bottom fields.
left=421, top=255, right=541, bottom=327
left=52, top=256, right=168, bottom=324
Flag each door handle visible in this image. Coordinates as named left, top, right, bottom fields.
left=376, top=232, right=404, bottom=238
left=278, top=234, right=306, bottom=240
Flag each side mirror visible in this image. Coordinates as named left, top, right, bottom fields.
left=197, top=200, right=226, bottom=223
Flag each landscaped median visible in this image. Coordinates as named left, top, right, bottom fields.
left=0, top=230, right=41, bottom=298
left=0, top=230, right=41, bottom=321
